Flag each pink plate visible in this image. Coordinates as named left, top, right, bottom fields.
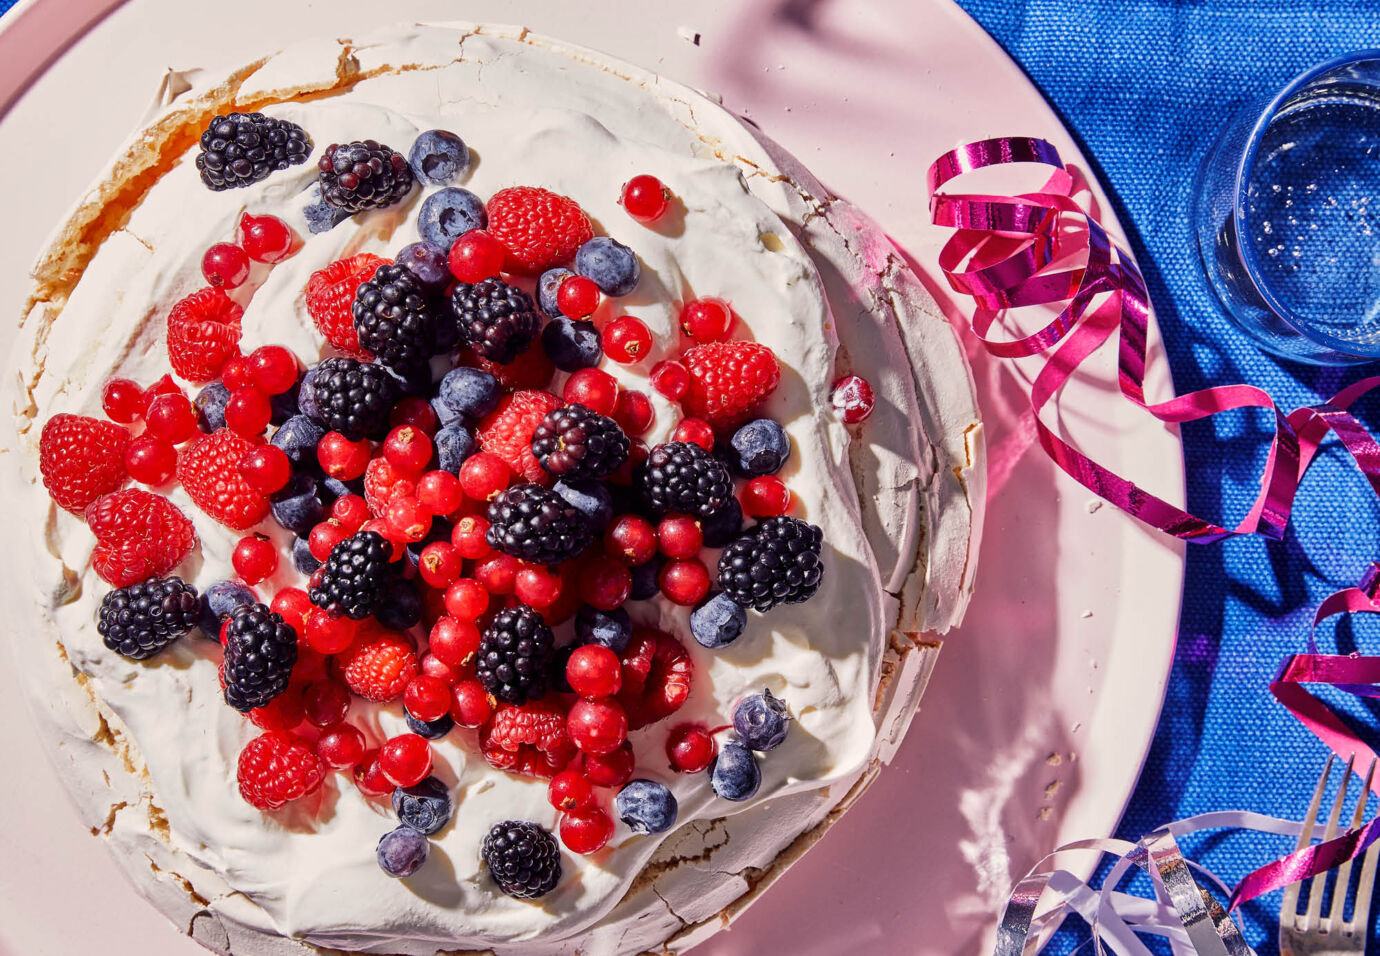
left=0, top=2, right=1184, bottom=954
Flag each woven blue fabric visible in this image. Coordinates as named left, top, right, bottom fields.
left=953, top=1, right=1380, bottom=951
left=0, top=2, right=16, bottom=17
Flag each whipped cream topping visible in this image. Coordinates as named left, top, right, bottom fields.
left=8, top=23, right=982, bottom=955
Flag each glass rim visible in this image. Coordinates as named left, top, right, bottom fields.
left=1233, top=47, right=1380, bottom=358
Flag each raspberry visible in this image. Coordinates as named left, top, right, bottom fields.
left=473, top=343, right=555, bottom=391
left=304, top=254, right=388, bottom=356
left=681, top=341, right=781, bottom=427
left=338, top=628, right=418, bottom=702
left=485, top=186, right=594, bottom=274
left=617, top=629, right=693, bottom=730
left=479, top=699, right=576, bottom=779
left=177, top=428, right=270, bottom=530
left=38, top=413, right=129, bottom=513
left=237, top=732, right=326, bottom=810
left=166, top=287, right=243, bottom=382
left=476, top=390, right=564, bottom=485
left=85, top=490, right=197, bottom=587
left=364, top=457, right=417, bottom=516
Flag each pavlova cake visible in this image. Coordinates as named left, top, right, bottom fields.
left=7, top=22, right=983, bottom=956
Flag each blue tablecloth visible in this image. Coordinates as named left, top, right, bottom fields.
left=953, top=1, right=1380, bottom=950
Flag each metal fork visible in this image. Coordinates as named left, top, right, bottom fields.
left=1279, top=755, right=1380, bottom=955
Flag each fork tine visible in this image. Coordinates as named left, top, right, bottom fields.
left=1304, top=753, right=1355, bottom=932
left=1328, top=757, right=1374, bottom=931
left=1283, top=755, right=1334, bottom=927
left=1350, top=765, right=1380, bottom=934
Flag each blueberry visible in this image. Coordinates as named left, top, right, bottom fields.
left=303, top=183, right=353, bottom=234
left=297, top=364, right=324, bottom=422
left=321, top=476, right=363, bottom=501
left=629, top=556, right=665, bottom=601
left=733, top=689, right=791, bottom=751
left=408, top=130, right=470, bottom=185
left=575, top=605, right=632, bottom=653
left=269, top=380, right=301, bottom=426
left=395, top=240, right=452, bottom=291
left=553, top=479, right=614, bottom=529
left=379, top=361, right=432, bottom=398
left=701, top=499, right=744, bottom=548
left=709, top=742, right=761, bottom=801
left=615, top=779, right=678, bottom=834
left=195, top=382, right=230, bottom=433
left=292, top=536, right=321, bottom=575
left=406, top=710, right=456, bottom=740
left=435, top=424, right=477, bottom=475
left=690, top=593, right=747, bottom=649
left=198, top=581, right=256, bottom=640
left=270, top=474, right=326, bottom=536
left=537, top=268, right=576, bottom=318
left=575, top=237, right=640, bottom=296
left=417, top=187, right=486, bottom=250
left=392, top=776, right=454, bottom=833
left=729, top=419, right=791, bottom=476
left=438, top=367, right=501, bottom=421
left=548, top=644, right=575, bottom=694
left=376, top=825, right=429, bottom=877
left=377, top=578, right=422, bottom=630
left=430, top=396, right=463, bottom=428
left=271, top=415, right=326, bottom=474
left=541, top=318, right=603, bottom=372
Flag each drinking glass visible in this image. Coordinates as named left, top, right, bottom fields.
left=1194, top=50, right=1380, bottom=365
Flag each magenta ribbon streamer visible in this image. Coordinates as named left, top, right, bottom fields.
left=928, top=137, right=1380, bottom=949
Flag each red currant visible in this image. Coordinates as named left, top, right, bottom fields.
left=561, top=808, right=614, bottom=854
left=659, top=558, right=710, bottom=606
left=308, top=520, right=350, bottom=562
left=450, top=679, right=494, bottom=728
left=474, top=552, right=519, bottom=595
left=140, top=374, right=183, bottom=414
left=621, top=174, right=670, bottom=223
left=420, top=653, right=463, bottom=686
left=563, top=368, right=619, bottom=416
left=568, top=698, right=629, bottom=756
left=448, top=229, right=506, bottom=282
left=224, top=388, right=272, bottom=437
left=830, top=374, right=876, bottom=423
left=742, top=475, right=792, bottom=517
left=238, top=444, right=291, bottom=494
left=443, top=578, right=489, bottom=620
left=603, top=316, right=653, bottom=364
left=232, top=534, right=278, bottom=585
left=657, top=514, right=703, bottom=559
left=566, top=645, right=623, bottom=699
left=317, top=723, right=366, bottom=769
left=557, top=275, right=601, bottom=319
left=612, top=389, right=654, bottom=436
left=317, top=432, right=371, bottom=480
left=330, top=494, right=370, bottom=532
left=582, top=742, right=635, bottom=787
left=353, top=749, right=392, bottom=797
left=102, top=378, right=145, bottom=423
left=672, top=417, right=714, bottom=451
left=247, top=345, right=299, bottom=395
left=384, top=425, right=433, bottom=474
left=459, top=452, right=511, bottom=502
left=428, top=615, right=481, bottom=669
left=605, top=514, right=657, bottom=565
left=202, top=243, right=250, bottom=289
left=269, top=587, right=311, bottom=631
left=650, top=360, right=689, bottom=400
left=417, top=541, right=459, bottom=589
left=239, top=213, right=296, bottom=263
left=124, top=436, right=177, bottom=485
left=144, top=393, right=198, bottom=444
left=404, top=674, right=452, bottom=723
left=379, top=734, right=432, bottom=788
left=578, top=556, right=632, bottom=611
left=451, top=515, right=492, bottom=559
left=418, top=471, right=462, bottom=516
left=549, top=770, right=597, bottom=812
left=679, top=297, right=734, bottom=343
left=666, top=723, right=717, bottom=774
left=303, top=681, right=351, bottom=728
left=515, top=564, right=564, bottom=610
left=386, top=497, right=432, bottom=543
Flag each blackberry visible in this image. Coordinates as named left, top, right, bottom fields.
left=717, top=516, right=825, bottom=612
left=486, top=484, right=593, bottom=566
left=97, top=576, right=200, bottom=660
left=481, top=820, right=562, bottom=899
left=317, top=140, right=414, bottom=212
left=310, top=530, right=395, bottom=620
left=450, top=278, right=541, bottom=364
left=222, top=603, right=298, bottom=713
left=309, top=357, right=395, bottom=441
left=195, top=112, right=311, bottom=191
left=352, top=264, right=441, bottom=372
left=636, top=441, right=734, bottom=518
left=530, top=403, right=629, bottom=480
left=477, top=604, right=555, bottom=704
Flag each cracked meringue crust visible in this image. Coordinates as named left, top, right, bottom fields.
left=4, top=22, right=983, bottom=956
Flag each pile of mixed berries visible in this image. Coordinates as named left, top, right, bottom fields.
left=42, top=112, right=876, bottom=898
